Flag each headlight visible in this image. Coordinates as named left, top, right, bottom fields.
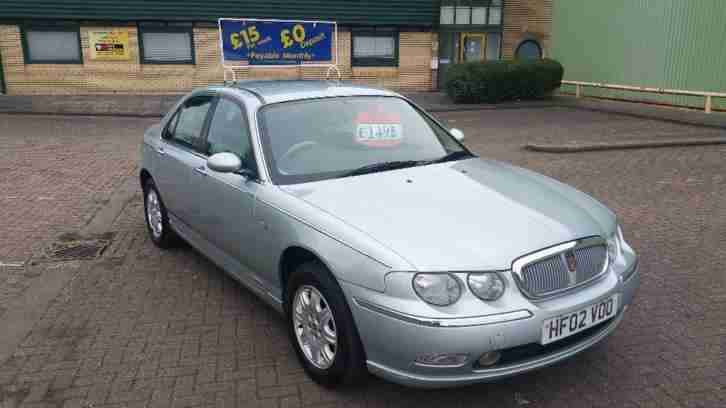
left=606, top=225, right=623, bottom=265
left=412, top=273, right=462, bottom=306
left=467, top=272, right=505, bottom=301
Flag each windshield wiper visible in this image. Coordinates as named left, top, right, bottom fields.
left=341, top=151, right=475, bottom=178
left=342, top=160, right=423, bottom=177
left=421, top=150, right=475, bottom=165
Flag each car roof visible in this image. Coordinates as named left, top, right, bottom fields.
left=226, top=80, right=399, bottom=104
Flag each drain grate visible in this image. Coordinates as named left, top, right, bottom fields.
left=43, top=233, right=113, bottom=261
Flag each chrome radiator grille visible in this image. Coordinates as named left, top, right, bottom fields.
left=513, top=238, right=608, bottom=299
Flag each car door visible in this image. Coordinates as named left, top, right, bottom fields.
left=154, top=94, right=214, bottom=224
left=196, top=95, right=262, bottom=282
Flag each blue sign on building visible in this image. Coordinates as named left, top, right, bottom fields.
left=219, top=19, right=334, bottom=65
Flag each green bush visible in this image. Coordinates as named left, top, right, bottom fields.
left=443, top=59, right=564, bottom=104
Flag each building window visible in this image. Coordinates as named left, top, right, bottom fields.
left=488, top=0, right=503, bottom=25
left=139, top=25, right=194, bottom=64
left=486, top=32, right=501, bottom=60
left=516, top=39, right=542, bottom=60
left=440, top=1, right=503, bottom=26
left=455, top=6, right=471, bottom=25
left=22, top=26, right=82, bottom=64
left=440, top=6, right=455, bottom=25
left=471, top=7, right=488, bottom=25
left=351, top=29, right=398, bottom=67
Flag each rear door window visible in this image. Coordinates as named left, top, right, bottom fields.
left=168, top=95, right=214, bottom=151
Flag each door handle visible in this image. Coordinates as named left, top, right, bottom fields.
left=156, top=146, right=166, bottom=156
left=193, top=166, right=208, bottom=176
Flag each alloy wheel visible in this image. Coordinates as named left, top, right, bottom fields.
left=292, top=285, right=338, bottom=369
left=146, top=189, right=163, bottom=239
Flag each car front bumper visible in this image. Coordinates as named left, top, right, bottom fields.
left=341, top=260, right=640, bottom=388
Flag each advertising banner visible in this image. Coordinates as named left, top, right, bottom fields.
left=89, top=30, right=131, bottom=61
left=219, top=19, right=334, bottom=65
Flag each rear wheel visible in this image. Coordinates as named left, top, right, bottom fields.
left=286, top=261, right=367, bottom=387
left=143, top=178, right=177, bottom=248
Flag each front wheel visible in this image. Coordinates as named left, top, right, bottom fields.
left=286, top=261, right=367, bottom=387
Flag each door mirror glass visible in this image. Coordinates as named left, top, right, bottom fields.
left=450, top=128, right=465, bottom=142
left=207, top=152, right=242, bottom=173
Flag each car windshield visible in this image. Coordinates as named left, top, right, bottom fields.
left=258, top=96, right=470, bottom=184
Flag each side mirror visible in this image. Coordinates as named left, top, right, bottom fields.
left=207, top=152, right=242, bottom=173
left=450, top=128, right=465, bottom=142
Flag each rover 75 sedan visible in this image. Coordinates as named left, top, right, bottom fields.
left=139, top=80, right=640, bottom=388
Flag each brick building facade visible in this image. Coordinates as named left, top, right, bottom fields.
left=0, top=1, right=551, bottom=95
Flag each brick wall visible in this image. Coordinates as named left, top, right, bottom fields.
left=502, top=0, right=552, bottom=59
left=0, top=25, right=436, bottom=95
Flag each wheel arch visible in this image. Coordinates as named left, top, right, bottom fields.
left=279, top=245, right=337, bottom=312
left=278, top=244, right=369, bottom=385
left=140, top=168, right=152, bottom=191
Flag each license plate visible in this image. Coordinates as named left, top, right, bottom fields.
left=541, top=295, right=618, bottom=345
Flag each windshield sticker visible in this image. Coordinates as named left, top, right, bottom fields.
left=354, top=111, right=403, bottom=147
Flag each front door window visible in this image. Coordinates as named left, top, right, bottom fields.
left=205, top=97, right=254, bottom=169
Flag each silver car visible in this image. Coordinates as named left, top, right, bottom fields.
left=139, top=81, right=639, bottom=388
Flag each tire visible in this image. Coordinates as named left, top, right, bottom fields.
left=143, top=178, right=177, bottom=248
left=285, top=261, right=367, bottom=387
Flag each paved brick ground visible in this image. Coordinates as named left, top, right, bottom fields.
left=0, top=114, right=156, bottom=315
left=1, top=108, right=725, bottom=408
left=447, top=107, right=726, bottom=148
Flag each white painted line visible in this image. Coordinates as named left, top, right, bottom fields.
left=0, top=262, right=24, bottom=267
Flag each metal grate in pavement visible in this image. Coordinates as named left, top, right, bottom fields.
left=42, top=233, right=114, bottom=261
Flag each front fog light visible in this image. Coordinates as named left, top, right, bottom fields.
left=415, top=352, right=469, bottom=367
left=468, top=272, right=505, bottom=301
left=412, top=273, right=462, bottom=306
left=477, top=351, right=502, bottom=367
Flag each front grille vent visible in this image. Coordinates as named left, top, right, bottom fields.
left=514, top=238, right=607, bottom=299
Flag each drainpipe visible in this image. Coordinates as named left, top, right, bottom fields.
left=0, top=48, right=5, bottom=94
